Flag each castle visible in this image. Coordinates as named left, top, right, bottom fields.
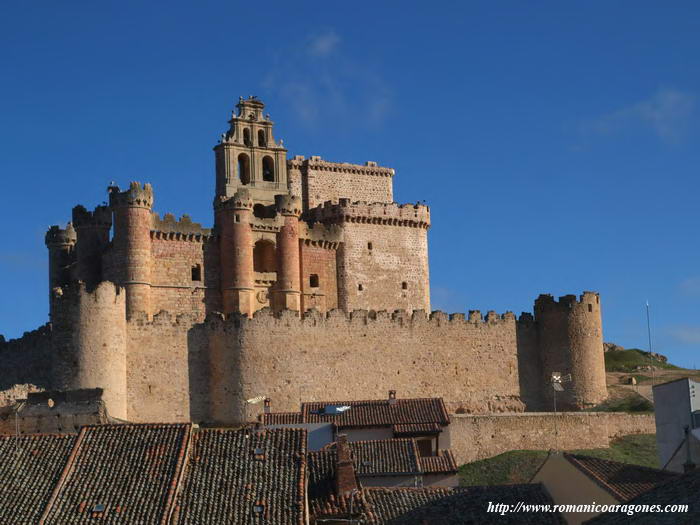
left=1, top=96, right=608, bottom=424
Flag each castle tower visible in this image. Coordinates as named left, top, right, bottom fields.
left=216, top=188, right=255, bottom=316
left=108, top=182, right=153, bottom=319
left=272, top=194, right=302, bottom=312
left=534, top=292, right=607, bottom=409
left=72, top=204, right=112, bottom=287
left=45, top=224, right=76, bottom=320
left=213, top=96, right=289, bottom=204
left=51, top=282, right=128, bottom=420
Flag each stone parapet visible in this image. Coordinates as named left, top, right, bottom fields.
left=306, top=200, right=430, bottom=229
left=288, top=155, right=395, bottom=177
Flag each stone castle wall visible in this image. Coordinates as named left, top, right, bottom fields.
left=289, top=157, right=394, bottom=209
left=219, top=309, right=534, bottom=424
left=449, top=412, right=656, bottom=464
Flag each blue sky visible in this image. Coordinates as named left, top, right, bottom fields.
left=1, top=2, right=699, bottom=367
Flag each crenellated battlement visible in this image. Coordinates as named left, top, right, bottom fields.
left=534, top=291, right=600, bottom=313
left=52, top=280, right=125, bottom=308
left=72, top=205, right=112, bottom=229
left=151, top=212, right=212, bottom=239
left=274, top=194, right=302, bottom=217
left=305, top=200, right=431, bottom=229
left=108, top=182, right=154, bottom=209
left=45, top=223, right=77, bottom=246
left=288, top=155, right=395, bottom=177
left=300, top=222, right=343, bottom=249
left=215, top=188, right=253, bottom=211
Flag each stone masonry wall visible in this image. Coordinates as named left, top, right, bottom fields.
left=337, top=222, right=430, bottom=313
left=300, top=244, right=338, bottom=312
left=449, top=412, right=656, bottom=465
left=125, top=312, right=209, bottom=423
left=290, top=157, right=394, bottom=210
left=0, top=326, right=52, bottom=406
left=218, top=309, right=528, bottom=424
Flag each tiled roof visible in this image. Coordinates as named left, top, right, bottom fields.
left=364, top=485, right=564, bottom=524
left=586, top=468, right=700, bottom=524
left=301, top=398, right=450, bottom=428
left=41, top=423, right=191, bottom=524
left=419, top=450, right=458, bottom=474
left=352, top=439, right=420, bottom=476
left=308, top=448, right=337, bottom=501
left=0, top=434, right=76, bottom=525
left=564, top=454, right=677, bottom=502
left=393, top=422, right=442, bottom=435
left=263, top=411, right=302, bottom=425
left=173, top=427, right=307, bottom=525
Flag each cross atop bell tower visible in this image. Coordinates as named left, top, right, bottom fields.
left=213, top=96, right=289, bottom=204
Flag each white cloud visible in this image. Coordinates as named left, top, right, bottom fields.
left=262, top=29, right=393, bottom=129
left=680, top=277, right=700, bottom=296
left=582, top=88, right=696, bottom=143
left=307, top=30, right=340, bottom=58
left=669, top=325, right=700, bottom=344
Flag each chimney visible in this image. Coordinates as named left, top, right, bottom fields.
left=335, top=434, right=359, bottom=498
left=264, top=397, right=271, bottom=414
left=388, top=390, right=397, bottom=406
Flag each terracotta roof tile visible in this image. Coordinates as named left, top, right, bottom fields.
left=0, top=434, right=76, bottom=525
left=393, top=422, right=442, bottom=435
left=419, top=449, right=458, bottom=474
left=41, top=423, right=191, bottom=524
left=301, top=398, right=449, bottom=428
left=262, top=411, right=302, bottom=425
left=586, top=468, right=700, bottom=524
left=174, top=427, right=307, bottom=525
left=564, top=454, right=677, bottom=501
left=364, top=485, right=564, bottom=524
left=352, top=439, right=421, bottom=476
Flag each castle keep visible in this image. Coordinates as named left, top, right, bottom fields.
left=1, top=96, right=608, bottom=423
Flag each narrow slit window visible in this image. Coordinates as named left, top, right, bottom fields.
left=402, top=281, right=408, bottom=290
left=358, top=284, right=363, bottom=291
left=191, top=264, right=202, bottom=281
left=367, top=242, right=373, bottom=250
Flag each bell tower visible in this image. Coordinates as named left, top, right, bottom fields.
left=213, top=96, right=289, bottom=204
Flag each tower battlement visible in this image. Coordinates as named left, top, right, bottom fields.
left=288, top=155, right=395, bottom=178
left=534, top=291, right=600, bottom=312
left=45, top=224, right=76, bottom=246
left=152, top=212, right=211, bottom=236
left=108, top=182, right=154, bottom=209
left=71, top=205, right=112, bottom=229
left=307, top=200, right=431, bottom=228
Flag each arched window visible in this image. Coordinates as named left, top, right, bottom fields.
left=258, top=129, right=267, bottom=147
left=253, top=240, right=276, bottom=273
left=243, top=128, right=252, bottom=147
left=238, top=153, right=250, bottom=185
left=262, top=156, right=275, bottom=182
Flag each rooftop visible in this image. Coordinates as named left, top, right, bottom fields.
left=564, top=453, right=677, bottom=502
left=265, top=395, right=450, bottom=429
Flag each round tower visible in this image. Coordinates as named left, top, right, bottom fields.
left=72, top=204, right=112, bottom=287
left=108, top=182, right=153, bottom=319
left=272, top=194, right=302, bottom=312
left=534, top=291, right=607, bottom=409
left=51, top=282, right=127, bottom=420
left=216, top=188, right=255, bottom=316
left=45, top=224, right=76, bottom=320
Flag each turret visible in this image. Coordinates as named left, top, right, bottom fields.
left=534, top=292, right=607, bottom=409
left=216, top=188, right=255, bottom=316
left=50, top=282, right=127, bottom=420
left=108, top=182, right=153, bottom=319
left=213, top=96, right=289, bottom=204
left=45, top=224, right=77, bottom=320
left=272, top=194, right=302, bottom=312
left=72, top=204, right=112, bottom=287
